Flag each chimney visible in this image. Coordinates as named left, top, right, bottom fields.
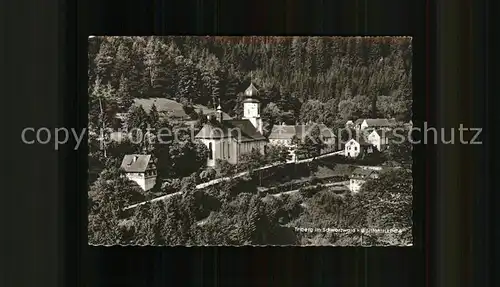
left=133, top=155, right=138, bottom=162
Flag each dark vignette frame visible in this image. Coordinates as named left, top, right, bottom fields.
left=77, top=1, right=426, bottom=285
left=2, top=0, right=493, bottom=286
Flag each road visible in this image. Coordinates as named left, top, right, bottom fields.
left=270, top=181, right=349, bottom=197
left=195, top=150, right=344, bottom=190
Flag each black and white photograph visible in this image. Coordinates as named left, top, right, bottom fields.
left=88, top=36, right=413, bottom=246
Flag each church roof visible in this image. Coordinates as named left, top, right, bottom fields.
left=120, top=154, right=154, bottom=173
left=195, top=119, right=266, bottom=142
left=244, top=82, right=259, bottom=97
left=346, top=131, right=372, bottom=146
left=228, top=120, right=267, bottom=141
left=205, top=111, right=232, bottom=121
left=356, top=118, right=392, bottom=127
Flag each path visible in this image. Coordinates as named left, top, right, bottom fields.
left=124, top=191, right=182, bottom=210
left=124, top=150, right=345, bottom=211
left=195, top=150, right=344, bottom=189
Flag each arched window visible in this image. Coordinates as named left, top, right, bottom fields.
left=208, top=142, right=213, bottom=160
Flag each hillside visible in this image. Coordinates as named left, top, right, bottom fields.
left=88, top=36, right=412, bottom=131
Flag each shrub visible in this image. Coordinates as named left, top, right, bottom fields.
left=299, top=184, right=324, bottom=198
left=310, top=176, right=320, bottom=185
left=200, top=167, right=217, bottom=182
left=216, top=159, right=234, bottom=177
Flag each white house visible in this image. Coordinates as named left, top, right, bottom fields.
left=344, top=135, right=374, bottom=158
left=349, top=168, right=380, bottom=193
left=195, top=82, right=268, bottom=167
left=268, top=123, right=336, bottom=161
left=120, top=154, right=157, bottom=191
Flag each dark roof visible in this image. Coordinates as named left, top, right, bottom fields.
left=268, top=125, right=296, bottom=139
left=364, top=118, right=391, bottom=127
left=268, top=124, right=335, bottom=140
left=206, top=111, right=232, bottom=121
left=354, top=119, right=364, bottom=125
left=120, top=154, right=154, bottom=173
left=195, top=119, right=266, bottom=142
left=228, top=120, right=267, bottom=141
left=350, top=168, right=378, bottom=179
left=133, top=98, right=231, bottom=120
left=354, top=118, right=392, bottom=127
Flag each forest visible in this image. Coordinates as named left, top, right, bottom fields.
left=88, top=162, right=413, bottom=246
left=88, top=36, right=412, bottom=132
left=87, top=36, right=413, bottom=246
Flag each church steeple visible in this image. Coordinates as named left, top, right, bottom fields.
left=244, top=71, right=259, bottom=98
left=241, top=74, right=262, bottom=134
left=244, top=82, right=259, bottom=98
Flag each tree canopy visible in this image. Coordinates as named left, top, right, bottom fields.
left=88, top=36, right=412, bottom=132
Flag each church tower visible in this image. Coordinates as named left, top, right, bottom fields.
left=242, top=82, right=263, bottom=134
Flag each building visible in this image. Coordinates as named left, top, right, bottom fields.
left=195, top=82, right=268, bottom=167
left=241, top=83, right=264, bottom=135
left=345, top=120, right=355, bottom=129
left=344, top=133, right=374, bottom=158
left=349, top=168, right=380, bottom=193
left=131, top=98, right=232, bottom=121
left=268, top=123, right=336, bottom=161
left=354, top=118, right=393, bottom=130
left=120, top=154, right=157, bottom=191
left=366, top=129, right=390, bottom=151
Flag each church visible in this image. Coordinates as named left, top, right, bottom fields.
left=195, top=82, right=268, bottom=167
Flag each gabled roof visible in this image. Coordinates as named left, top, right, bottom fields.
left=206, top=111, right=233, bottom=121
left=363, top=118, right=391, bottom=127
left=354, top=118, right=393, bottom=127
left=268, top=124, right=335, bottom=140
left=133, top=98, right=231, bottom=120
left=354, top=119, right=364, bottom=125
left=195, top=119, right=266, bottom=142
left=120, top=154, right=154, bottom=173
left=368, top=128, right=389, bottom=138
left=228, top=120, right=267, bottom=141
